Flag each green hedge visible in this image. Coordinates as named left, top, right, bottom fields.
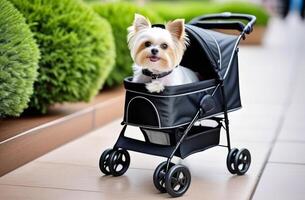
left=92, top=2, right=162, bottom=87
left=149, top=1, right=269, bottom=26
left=10, top=0, right=115, bottom=113
left=0, top=0, right=39, bottom=117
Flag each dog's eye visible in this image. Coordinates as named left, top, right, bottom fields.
left=144, top=41, right=151, bottom=47
left=160, top=43, right=168, bottom=50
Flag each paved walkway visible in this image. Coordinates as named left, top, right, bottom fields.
left=0, top=14, right=304, bottom=199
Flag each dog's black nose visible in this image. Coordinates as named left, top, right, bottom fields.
left=151, top=48, right=159, bottom=55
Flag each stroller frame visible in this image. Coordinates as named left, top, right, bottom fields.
left=99, top=12, right=256, bottom=198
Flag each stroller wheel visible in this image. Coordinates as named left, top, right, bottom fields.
left=99, top=148, right=113, bottom=175
left=165, top=165, right=191, bottom=197
left=234, top=148, right=251, bottom=175
left=153, top=161, right=175, bottom=193
left=226, top=148, right=239, bottom=174
left=109, top=149, right=130, bottom=177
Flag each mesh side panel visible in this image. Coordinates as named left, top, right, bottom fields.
left=143, top=129, right=171, bottom=145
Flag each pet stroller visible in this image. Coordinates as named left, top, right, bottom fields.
left=99, top=13, right=256, bottom=197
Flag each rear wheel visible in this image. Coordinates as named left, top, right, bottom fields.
left=108, top=149, right=130, bottom=176
left=234, top=148, right=251, bottom=175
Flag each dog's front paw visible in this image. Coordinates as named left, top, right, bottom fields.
left=145, top=81, right=165, bottom=93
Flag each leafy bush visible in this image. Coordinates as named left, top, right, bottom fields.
left=92, top=2, right=162, bottom=87
left=149, top=1, right=269, bottom=26
left=0, top=0, right=39, bottom=117
left=148, top=1, right=218, bottom=22
left=10, top=0, right=115, bottom=113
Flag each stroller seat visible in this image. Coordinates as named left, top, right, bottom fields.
left=123, top=26, right=242, bottom=129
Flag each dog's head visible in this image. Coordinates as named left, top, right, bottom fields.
left=127, top=14, right=189, bottom=73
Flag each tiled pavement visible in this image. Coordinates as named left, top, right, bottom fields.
left=251, top=14, right=305, bottom=200
left=0, top=15, right=304, bottom=199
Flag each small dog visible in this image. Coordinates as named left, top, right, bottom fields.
left=128, top=14, right=199, bottom=93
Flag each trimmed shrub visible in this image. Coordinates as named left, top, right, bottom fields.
left=92, top=2, right=162, bottom=87
left=0, top=0, right=39, bottom=117
left=149, top=1, right=269, bottom=26
left=148, top=1, right=218, bottom=22
left=10, top=0, right=115, bottom=113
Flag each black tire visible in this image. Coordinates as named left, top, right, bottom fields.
left=153, top=161, right=175, bottom=193
left=226, top=148, right=239, bottom=174
left=165, top=165, right=191, bottom=197
left=99, top=148, right=113, bottom=175
left=234, top=148, right=251, bottom=175
left=109, top=149, right=130, bottom=177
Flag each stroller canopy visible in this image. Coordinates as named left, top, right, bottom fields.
left=181, top=24, right=239, bottom=80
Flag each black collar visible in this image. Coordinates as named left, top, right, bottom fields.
left=142, top=69, right=173, bottom=79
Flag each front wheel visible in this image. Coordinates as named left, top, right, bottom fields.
left=226, top=148, right=239, bottom=174
left=165, top=164, right=191, bottom=197
left=153, top=161, right=175, bottom=193
left=99, top=148, right=113, bottom=175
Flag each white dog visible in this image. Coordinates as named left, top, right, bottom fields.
left=127, top=14, right=199, bottom=93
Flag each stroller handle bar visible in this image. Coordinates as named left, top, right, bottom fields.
left=189, top=12, right=256, bottom=34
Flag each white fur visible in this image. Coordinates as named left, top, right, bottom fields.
left=128, top=14, right=198, bottom=93
left=145, top=80, right=165, bottom=93
left=129, top=28, right=174, bottom=59
left=132, top=64, right=199, bottom=93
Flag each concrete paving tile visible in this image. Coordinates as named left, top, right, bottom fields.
left=37, top=121, right=161, bottom=168
left=282, top=117, right=305, bottom=129
left=286, top=104, right=305, bottom=118
left=229, top=129, right=275, bottom=143
left=235, top=104, right=283, bottom=115
left=0, top=162, right=98, bottom=192
left=227, top=106, right=280, bottom=142
left=36, top=117, right=270, bottom=174
left=186, top=175, right=257, bottom=200
left=37, top=120, right=123, bottom=166
left=280, top=103, right=305, bottom=127
left=229, top=113, right=280, bottom=132
left=186, top=141, right=270, bottom=168
left=0, top=161, right=149, bottom=193
left=0, top=185, right=105, bottom=200
left=278, top=108, right=305, bottom=142
left=0, top=158, right=259, bottom=200
left=252, top=163, right=305, bottom=200
left=278, top=127, right=305, bottom=142
left=0, top=114, right=270, bottom=199
left=269, top=141, right=305, bottom=164
left=37, top=136, right=116, bottom=168
left=237, top=31, right=296, bottom=106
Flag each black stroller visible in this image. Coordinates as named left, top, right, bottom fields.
left=99, top=13, right=256, bottom=197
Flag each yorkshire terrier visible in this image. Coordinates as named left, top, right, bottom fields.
left=128, top=14, right=199, bottom=93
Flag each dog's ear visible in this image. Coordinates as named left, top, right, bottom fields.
left=166, top=19, right=185, bottom=40
left=133, top=13, right=151, bottom=32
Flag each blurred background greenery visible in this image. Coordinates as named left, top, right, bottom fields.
left=1, top=0, right=270, bottom=116
left=89, top=0, right=269, bottom=87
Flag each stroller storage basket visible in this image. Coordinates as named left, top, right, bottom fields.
left=177, top=123, right=221, bottom=158
left=115, top=119, right=221, bottom=159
